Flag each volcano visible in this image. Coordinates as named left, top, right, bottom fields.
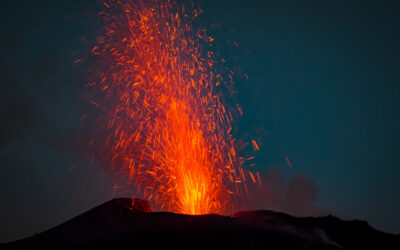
left=2, top=198, right=399, bottom=250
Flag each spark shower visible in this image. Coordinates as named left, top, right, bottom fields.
left=87, top=0, right=260, bottom=215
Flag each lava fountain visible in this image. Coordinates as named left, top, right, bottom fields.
left=87, top=0, right=257, bottom=215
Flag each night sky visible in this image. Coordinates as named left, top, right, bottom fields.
left=1, top=0, right=399, bottom=242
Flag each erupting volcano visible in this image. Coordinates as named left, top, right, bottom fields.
left=88, top=0, right=259, bottom=215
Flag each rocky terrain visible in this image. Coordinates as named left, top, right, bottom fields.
left=3, top=198, right=399, bottom=249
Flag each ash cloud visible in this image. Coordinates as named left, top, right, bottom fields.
left=248, top=169, right=330, bottom=217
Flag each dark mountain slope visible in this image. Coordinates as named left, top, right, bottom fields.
left=2, top=198, right=399, bottom=250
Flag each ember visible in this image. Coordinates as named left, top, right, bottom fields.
left=88, top=0, right=258, bottom=215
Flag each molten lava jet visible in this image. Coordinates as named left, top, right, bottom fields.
left=87, top=0, right=258, bottom=215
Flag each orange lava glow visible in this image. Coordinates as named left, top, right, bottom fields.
left=88, top=0, right=256, bottom=215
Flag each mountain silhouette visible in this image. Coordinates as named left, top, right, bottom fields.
left=2, top=198, right=399, bottom=249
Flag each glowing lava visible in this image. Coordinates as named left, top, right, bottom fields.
left=88, top=0, right=256, bottom=215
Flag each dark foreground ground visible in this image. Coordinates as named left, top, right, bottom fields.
left=2, top=198, right=399, bottom=250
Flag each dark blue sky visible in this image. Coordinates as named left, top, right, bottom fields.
left=202, top=0, right=400, bottom=232
left=1, top=0, right=399, bottom=242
